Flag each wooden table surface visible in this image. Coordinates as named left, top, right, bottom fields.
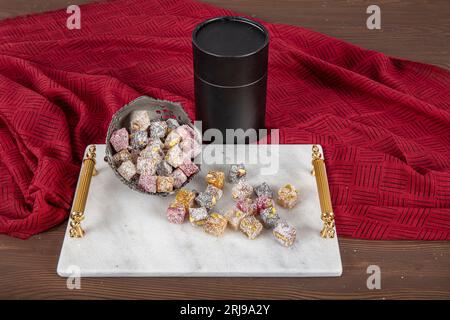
left=0, top=0, right=449, bottom=300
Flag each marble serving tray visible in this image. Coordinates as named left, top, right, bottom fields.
left=57, top=144, right=342, bottom=277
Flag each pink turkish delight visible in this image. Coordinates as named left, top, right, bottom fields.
left=179, top=160, right=199, bottom=177
left=171, top=168, right=188, bottom=189
left=110, top=128, right=129, bottom=152
left=236, top=198, right=257, bottom=215
left=166, top=202, right=187, bottom=224
left=180, top=138, right=201, bottom=159
left=138, top=173, right=157, bottom=193
left=176, top=124, right=195, bottom=140
left=254, top=196, right=275, bottom=215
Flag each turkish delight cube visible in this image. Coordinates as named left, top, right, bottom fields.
left=189, top=207, right=209, bottom=226
left=195, top=191, right=216, bottom=210
left=273, top=220, right=297, bottom=247
left=130, top=130, right=148, bottom=150
left=231, top=180, right=253, bottom=201
left=176, top=124, right=195, bottom=140
left=165, top=145, right=184, bottom=168
left=165, top=118, right=180, bottom=132
left=254, top=182, right=273, bottom=198
left=228, top=164, right=246, bottom=183
left=130, top=110, right=151, bottom=132
left=180, top=137, right=201, bottom=159
left=224, top=208, right=249, bottom=230
left=236, top=198, right=257, bottom=215
left=136, top=156, right=157, bottom=175
left=156, top=160, right=173, bottom=176
left=149, top=121, right=167, bottom=139
left=156, top=176, right=174, bottom=193
left=117, top=160, right=136, bottom=181
left=203, top=213, right=228, bottom=236
left=129, top=148, right=141, bottom=163
left=166, top=201, right=187, bottom=224
left=138, top=173, right=157, bottom=193
left=254, top=196, right=275, bottom=215
left=239, top=216, right=263, bottom=240
left=179, top=160, right=199, bottom=177
left=171, top=168, right=187, bottom=189
left=205, top=184, right=223, bottom=201
left=277, top=184, right=299, bottom=209
left=260, top=207, right=280, bottom=229
left=148, top=137, right=164, bottom=149
left=164, top=130, right=181, bottom=149
left=110, top=128, right=129, bottom=152
left=140, top=142, right=164, bottom=161
left=112, top=149, right=132, bottom=165
left=175, top=188, right=197, bottom=210
left=205, top=170, right=225, bottom=189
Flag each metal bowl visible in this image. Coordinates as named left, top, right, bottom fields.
left=104, top=96, right=200, bottom=197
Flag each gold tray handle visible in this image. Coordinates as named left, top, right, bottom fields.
left=312, top=145, right=335, bottom=239
left=69, top=145, right=97, bottom=238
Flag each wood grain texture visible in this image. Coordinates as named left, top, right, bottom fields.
left=0, top=0, right=448, bottom=69
left=203, top=0, right=450, bottom=69
left=0, top=224, right=449, bottom=299
left=0, top=0, right=449, bottom=299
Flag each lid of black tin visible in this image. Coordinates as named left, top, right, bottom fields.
left=192, top=16, right=269, bottom=87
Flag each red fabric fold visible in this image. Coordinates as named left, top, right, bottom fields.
left=0, top=0, right=449, bottom=239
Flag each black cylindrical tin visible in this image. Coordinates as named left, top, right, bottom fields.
left=192, top=16, right=269, bottom=142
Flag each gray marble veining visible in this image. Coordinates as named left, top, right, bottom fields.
left=57, top=144, right=342, bottom=277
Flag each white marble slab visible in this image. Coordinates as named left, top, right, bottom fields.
left=57, top=144, right=342, bottom=277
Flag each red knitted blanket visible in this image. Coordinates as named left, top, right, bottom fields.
left=0, top=0, right=449, bottom=239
